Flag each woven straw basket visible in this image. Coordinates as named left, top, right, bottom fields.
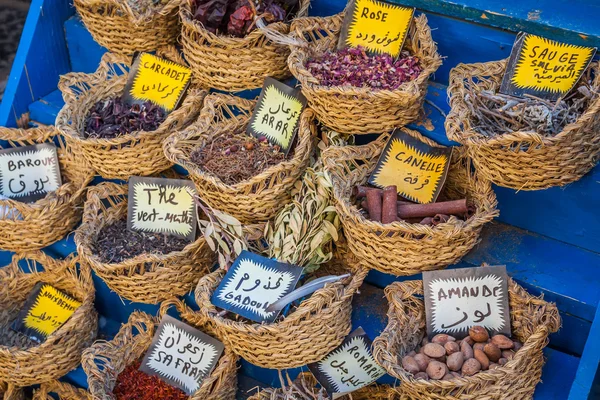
left=74, top=0, right=181, bottom=55
left=33, top=381, right=91, bottom=400
left=0, top=127, right=94, bottom=252
left=372, top=276, right=561, bottom=399
left=163, top=94, right=314, bottom=224
left=0, top=252, right=98, bottom=387
left=323, top=129, right=498, bottom=276
left=0, top=382, right=23, bottom=400
left=82, top=311, right=238, bottom=400
left=288, top=13, right=442, bottom=134
left=57, top=49, right=207, bottom=180
left=75, top=181, right=215, bottom=304
left=446, top=60, right=600, bottom=190
left=180, top=0, right=310, bottom=91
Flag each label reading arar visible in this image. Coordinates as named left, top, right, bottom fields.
left=423, top=265, right=511, bottom=339
left=247, top=78, right=307, bottom=155
left=500, top=32, right=597, bottom=101
left=123, top=53, right=192, bottom=112
left=127, top=176, right=198, bottom=241
left=368, top=129, right=452, bottom=204
left=11, top=283, right=81, bottom=343
left=0, top=143, right=62, bottom=203
left=338, top=0, right=414, bottom=57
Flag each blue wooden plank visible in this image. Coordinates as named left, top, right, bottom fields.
left=569, top=304, right=600, bottom=399
left=64, top=16, right=107, bottom=74
left=237, top=374, right=269, bottom=399
left=535, top=347, right=580, bottom=400
left=28, top=89, right=65, bottom=125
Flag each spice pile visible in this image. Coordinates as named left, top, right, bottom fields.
left=84, top=97, right=166, bottom=139
left=306, top=47, right=422, bottom=90
left=402, top=326, right=523, bottom=380
left=190, top=134, right=286, bottom=185
left=92, top=220, right=189, bottom=263
left=113, top=361, right=188, bottom=400
left=193, top=0, right=299, bottom=37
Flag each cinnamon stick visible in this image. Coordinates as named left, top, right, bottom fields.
left=354, top=186, right=412, bottom=205
left=366, top=189, right=382, bottom=223
left=432, top=214, right=450, bottom=226
left=382, top=186, right=397, bottom=224
left=398, top=199, right=468, bottom=219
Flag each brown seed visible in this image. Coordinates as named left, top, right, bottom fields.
left=244, top=142, right=255, bottom=151
left=414, top=354, right=430, bottom=372
left=442, top=373, right=455, bottom=380
left=402, top=356, right=420, bottom=374
left=419, top=346, right=426, bottom=354
left=474, top=349, right=490, bottom=370
left=407, top=350, right=417, bottom=357
left=426, top=361, right=448, bottom=380
left=473, top=343, right=485, bottom=352
left=502, top=350, right=515, bottom=361
left=462, top=336, right=475, bottom=346
left=483, top=343, right=501, bottom=362
left=451, top=372, right=461, bottom=378
left=489, top=363, right=499, bottom=370
left=498, top=358, right=508, bottom=366
left=422, top=337, right=430, bottom=346
left=469, top=326, right=489, bottom=342
left=414, top=372, right=429, bottom=380
left=229, top=145, right=239, bottom=153
left=424, top=343, right=446, bottom=358
left=446, top=351, right=464, bottom=372
left=513, top=342, right=523, bottom=352
left=491, top=334, right=514, bottom=349
left=460, top=341, right=474, bottom=360
left=432, top=334, right=456, bottom=345
left=461, top=358, right=482, bottom=376
left=445, top=341, right=460, bottom=355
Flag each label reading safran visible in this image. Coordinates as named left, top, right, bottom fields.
left=368, top=129, right=452, bottom=204
left=11, top=283, right=81, bottom=343
left=247, top=78, right=307, bottom=155
left=500, top=32, right=596, bottom=101
left=338, top=0, right=414, bottom=57
left=123, top=53, right=192, bottom=112
left=423, top=265, right=511, bottom=339
left=139, top=315, right=225, bottom=395
left=0, top=143, right=62, bottom=203
left=127, top=176, right=198, bottom=241
left=308, top=327, right=386, bottom=399
left=211, top=250, right=304, bottom=323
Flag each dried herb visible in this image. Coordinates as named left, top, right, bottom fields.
left=125, top=0, right=164, bottom=17
left=84, top=97, right=166, bottom=139
left=92, top=220, right=189, bottom=263
left=190, top=134, right=286, bottom=185
left=306, top=47, right=422, bottom=90
left=113, top=360, right=188, bottom=400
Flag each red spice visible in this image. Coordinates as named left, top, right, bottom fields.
left=113, top=361, right=189, bottom=400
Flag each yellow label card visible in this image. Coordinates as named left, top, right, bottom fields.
left=368, top=129, right=452, bottom=204
left=124, top=53, right=192, bottom=111
left=500, top=32, right=596, bottom=101
left=338, top=0, right=414, bottom=57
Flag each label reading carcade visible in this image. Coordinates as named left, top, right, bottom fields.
left=0, top=143, right=62, bottom=203
left=368, top=129, right=452, bottom=204
left=127, top=176, right=198, bottom=241
left=500, top=32, right=597, bottom=101
left=211, top=250, right=304, bottom=323
left=423, top=265, right=511, bottom=339
left=139, top=315, right=225, bottom=396
left=308, top=327, right=386, bottom=399
left=338, top=0, right=415, bottom=58
left=122, top=53, right=192, bottom=112
left=247, top=78, right=307, bottom=155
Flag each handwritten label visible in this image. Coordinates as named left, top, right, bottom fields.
left=11, top=283, right=81, bottom=343
left=338, top=0, right=414, bottom=57
left=211, top=250, right=304, bottom=323
left=0, top=143, right=62, bottom=203
left=127, top=176, right=198, bottom=241
left=139, top=315, right=224, bottom=395
left=500, top=32, right=597, bottom=101
left=368, top=129, right=452, bottom=204
left=122, top=53, right=192, bottom=112
left=308, top=327, right=385, bottom=399
left=423, top=266, right=511, bottom=339
left=247, top=78, right=307, bottom=155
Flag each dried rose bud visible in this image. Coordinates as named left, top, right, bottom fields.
left=229, top=145, right=239, bottom=153
left=258, top=135, right=268, bottom=143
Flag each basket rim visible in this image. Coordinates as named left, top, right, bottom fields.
left=73, top=0, right=182, bottom=25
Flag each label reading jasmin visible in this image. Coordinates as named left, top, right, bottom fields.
left=308, top=327, right=386, bottom=399
left=11, top=283, right=81, bottom=343
left=368, top=129, right=452, bottom=204
left=338, top=0, right=414, bottom=57
left=0, top=143, right=62, bottom=203
left=127, top=176, right=198, bottom=241
left=123, top=52, right=192, bottom=112
left=247, top=78, right=307, bottom=155
left=423, top=266, right=511, bottom=339
left=211, top=250, right=304, bottom=323
left=500, top=32, right=596, bottom=101
left=139, top=315, right=225, bottom=395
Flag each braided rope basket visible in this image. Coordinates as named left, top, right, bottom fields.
left=323, top=129, right=498, bottom=276
left=0, top=252, right=98, bottom=387
left=0, top=127, right=94, bottom=252
left=56, top=49, right=207, bottom=180
left=288, top=13, right=442, bottom=134
left=75, top=181, right=215, bottom=304
left=33, top=381, right=91, bottom=400
left=163, top=94, right=314, bottom=224
left=372, top=276, right=561, bottom=399
left=180, top=0, right=310, bottom=91
left=74, top=0, right=181, bottom=55
left=446, top=60, right=600, bottom=190
left=82, top=311, right=238, bottom=400
left=0, top=382, right=24, bottom=400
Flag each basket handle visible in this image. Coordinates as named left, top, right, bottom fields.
left=82, top=182, right=127, bottom=222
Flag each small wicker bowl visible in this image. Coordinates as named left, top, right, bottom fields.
left=33, top=380, right=91, bottom=400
